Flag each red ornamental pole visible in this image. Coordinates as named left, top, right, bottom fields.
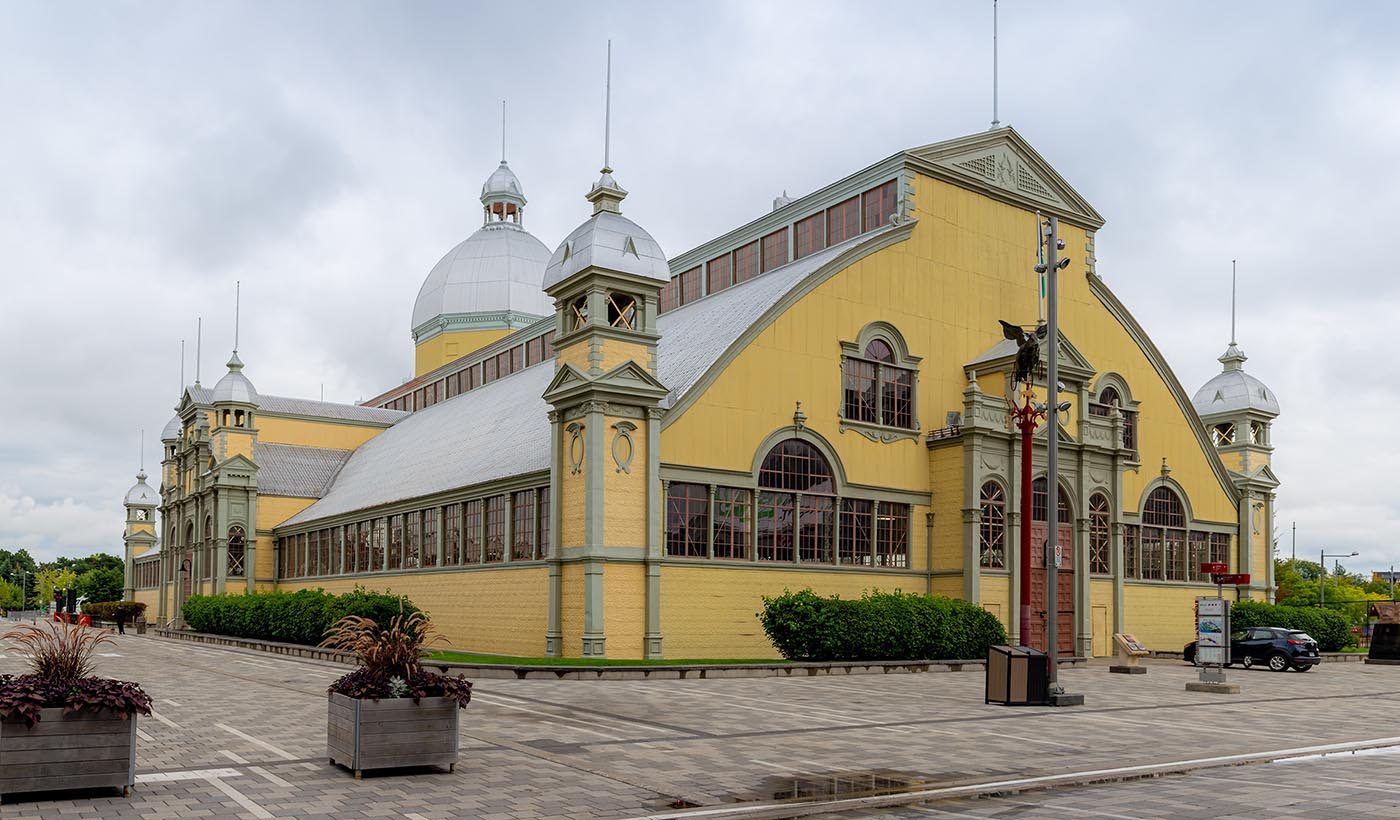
left=1011, top=389, right=1041, bottom=648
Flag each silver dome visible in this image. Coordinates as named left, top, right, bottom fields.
left=543, top=170, right=668, bottom=291
left=1192, top=344, right=1279, bottom=418
left=160, top=414, right=181, bottom=441
left=410, top=224, right=554, bottom=333
left=125, top=470, right=159, bottom=506
left=212, top=352, right=259, bottom=405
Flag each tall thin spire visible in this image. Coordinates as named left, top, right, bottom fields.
left=1230, top=259, right=1237, bottom=345
left=233, top=280, right=241, bottom=353
left=990, top=0, right=1000, bottom=129
left=139, top=429, right=144, bottom=471
left=501, top=100, right=507, bottom=163
left=180, top=338, right=185, bottom=391
left=195, top=317, right=202, bottom=386
left=603, top=40, right=612, bottom=172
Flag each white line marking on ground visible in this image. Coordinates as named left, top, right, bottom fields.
left=747, top=757, right=802, bottom=774
left=991, top=797, right=1141, bottom=819
left=97, top=652, right=123, bottom=657
left=479, top=690, right=680, bottom=735
left=995, top=731, right=1080, bottom=749
left=908, top=807, right=969, bottom=817
left=217, top=749, right=293, bottom=786
left=137, top=728, right=155, bottom=742
left=163, top=699, right=183, bottom=707
left=405, top=814, right=432, bottom=820
left=149, top=711, right=180, bottom=729
left=470, top=695, right=624, bottom=740
left=1192, top=771, right=1400, bottom=795
left=215, top=723, right=299, bottom=760
left=204, top=774, right=274, bottom=819
left=136, top=767, right=242, bottom=783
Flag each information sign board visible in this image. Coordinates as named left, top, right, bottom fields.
left=1196, top=597, right=1229, bottom=665
left=1199, top=562, right=1229, bottom=575
left=1212, top=573, right=1251, bottom=586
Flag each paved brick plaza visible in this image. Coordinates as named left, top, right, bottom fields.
left=4, top=636, right=1400, bottom=818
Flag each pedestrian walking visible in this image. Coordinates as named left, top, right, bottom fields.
left=115, top=605, right=127, bottom=635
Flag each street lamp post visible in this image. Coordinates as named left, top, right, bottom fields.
left=1319, top=549, right=1359, bottom=610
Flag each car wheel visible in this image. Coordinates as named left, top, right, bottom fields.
left=1240, top=656, right=1252, bottom=669
left=1293, top=664, right=1313, bottom=673
left=1184, top=647, right=1196, bottom=665
left=1268, top=653, right=1289, bottom=672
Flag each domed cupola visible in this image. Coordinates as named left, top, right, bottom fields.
left=1192, top=343, right=1280, bottom=419
left=410, top=153, right=554, bottom=376
left=211, top=351, right=258, bottom=406
left=542, top=168, right=669, bottom=292
left=124, top=469, right=159, bottom=506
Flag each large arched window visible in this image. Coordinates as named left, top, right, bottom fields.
left=759, top=440, right=834, bottom=562
left=1142, top=486, right=1186, bottom=581
left=979, top=482, right=1006, bottom=568
left=1030, top=477, right=1071, bottom=524
left=1089, top=494, right=1110, bottom=574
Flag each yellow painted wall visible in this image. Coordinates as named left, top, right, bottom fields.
left=979, top=574, right=1011, bottom=634
left=415, top=328, right=511, bottom=377
left=602, top=416, right=647, bottom=548
left=560, top=455, right=585, bottom=548
left=1122, top=583, right=1210, bottom=650
left=308, top=567, right=548, bottom=656
left=129, top=522, right=155, bottom=538
left=214, top=429, right=255, bottom=462
left=256, top=416, right=385, bottom=451
left=603, top=563, right=646, bottom=658
left=928, top=447, right=965, bottom=573
left=660, top=565, right=928, bottom=658
left=1089, top=579, right=1116, bottom=657
left=133, top=588, right=160, bottom=612
left=555, top=337, right=650, bottom=376
left=257, top=496, right=315, bottom=531
left=559, top=563, right=584, bottom=654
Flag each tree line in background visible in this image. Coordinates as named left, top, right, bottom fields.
left=0, top=549, right=124, bottom=611
left=1273, top=556, right=1395, bottom=629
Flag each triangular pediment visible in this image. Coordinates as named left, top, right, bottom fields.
left=1236, top=463, right=1281, bottom=490
left=543, top=362, right=589, bottom=396
left=907, top=127, right=1104, bottom=229
left=965, top=330, right=1096, bottom=384
left=596, top=360, right=669, bottom=395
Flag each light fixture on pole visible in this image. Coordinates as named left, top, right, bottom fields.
left=1319, top=550, right=1358, bottom=610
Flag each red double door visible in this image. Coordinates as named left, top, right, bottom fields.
left=1028, top=523, right=1075, bottom=655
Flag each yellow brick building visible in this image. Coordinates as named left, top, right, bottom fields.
left=124, top=127, right=1280, bottom=658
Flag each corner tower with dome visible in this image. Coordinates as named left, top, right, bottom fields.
left=1193, top=336, right=1281, bottom=601
left=410, top=159, right=554, bottom=376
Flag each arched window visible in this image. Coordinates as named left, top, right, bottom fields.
left=979, top=482, right=1006, bottom=568
left=1031, top=477, right=1070, bottom=524
left=1142, top=486, right=1187, bottom=581
left=1090, top=384, right=1137, bottom=452
left=1089, top=494, right=1110, bottom=574
left=758, top=440, right=834, bottom=562
left=227, top=525, right=246, bottom=576
left=840, top=328, right=919, bottom=434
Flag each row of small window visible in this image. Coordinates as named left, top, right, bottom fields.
left=841, top=337, right=915, bottom=430
left=1124, top=526, right=1231, bottom=582
left=659, top=180, right=898, bottom=313
left=380, top=332, right=557, bottom=412
left=665, top=482, right=911, bottom=567
left=131, top=559, right=159, bottom=589
left=1211, top=420, right=1269, bottom=447
left=277, top=488, right=550, bottom=579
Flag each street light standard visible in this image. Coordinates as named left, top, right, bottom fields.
left=1320, top=550, right=1359, bottom=610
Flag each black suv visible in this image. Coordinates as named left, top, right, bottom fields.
left=1183, top=627, right=1320, bottom=671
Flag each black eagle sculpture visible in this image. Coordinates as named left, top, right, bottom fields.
left=999, top=320, right=1047, bottom=386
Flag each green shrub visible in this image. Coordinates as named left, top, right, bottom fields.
left=1228, top=600, right=1352, bottom=651
left=81, top=601, right=146, bottom=622
left=181, top=587, right=417, bottom=646
left=758, top=588, right=1007, bottom=661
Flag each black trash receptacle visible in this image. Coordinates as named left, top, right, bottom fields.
left=986, top=645, right=1049, bottom=706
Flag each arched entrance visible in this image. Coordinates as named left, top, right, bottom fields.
left=1029, top=477, right=1075, bottom=654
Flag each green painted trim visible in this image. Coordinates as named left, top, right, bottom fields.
left=657, top=559, right=925, bottom=578
left=1088, top=273, right=1240, bottom=507
left=662, top=223, right=915, bottom=429
left=411, top=309, right=549, bottom=344
left=273, top=469, right=549, bottom=534
left=279, top=560, right=547, bottom=584
left=365, top=315, right=555, bottom=407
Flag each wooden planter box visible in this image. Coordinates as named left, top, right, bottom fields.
left=327, top=692, right=458, bottom=779
left=0, top=708, right=137, bottom=803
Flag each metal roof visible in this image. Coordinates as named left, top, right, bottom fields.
left=481, top=161, right=525, bottom=206
left=124, top=470, right=159, bottom=506
left=211, top=352, right=258, bottom=404
left=254, top=443, right=353, bottom=499
left=543, top=172, right=669, bottom=289
left=160, top=414, right=181, bottom=441
left=1191, top=345, right=1279, bottom=418
left=411, top=223, right=553, bottom=332
left=256, top=395, right=407, bottom=425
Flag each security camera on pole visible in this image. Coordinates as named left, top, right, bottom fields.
left=1036, top=217, right=1083, bottom=708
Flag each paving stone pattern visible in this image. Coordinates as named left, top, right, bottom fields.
left=4, top=636, right=1400, bottom=818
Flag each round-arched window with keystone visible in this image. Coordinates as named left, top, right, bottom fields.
left=607, top=294, right=636, bottom=330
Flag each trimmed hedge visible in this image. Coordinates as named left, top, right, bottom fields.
left=182, top=587, right=417, bottom=646
left=82, top=601, right=146, bottom=621
left=1228, top=600, right=1352, bottom=652
left=758, top=588, right=1007, bottom=661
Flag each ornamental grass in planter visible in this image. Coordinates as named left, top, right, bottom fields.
left=321, top=611, right=471, bottom=779
left=0, top=622, right=151, bottom=803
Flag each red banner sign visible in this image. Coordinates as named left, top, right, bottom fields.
left=1199, top=562, right=1229, bottom=574
left=1212, top=573, right=1251, bottom=585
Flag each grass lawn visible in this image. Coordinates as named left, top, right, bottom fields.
left=427, top=651, right=788, bottom=667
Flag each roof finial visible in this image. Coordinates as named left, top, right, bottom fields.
left=501, top=100, right=507, bottom=163
left=990, top=0, right=1000, bottom=130
left=233, top=279, right=241, bottom=354
left=1230, top=259, right=1236, bottom=346
left=603, top=40, right=612, bottom=172
left=585, top=41, right=628, bottom=216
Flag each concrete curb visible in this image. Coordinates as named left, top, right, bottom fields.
left=151, top=629, right=1090, bottom=680
left=627, top=735, right=1400, bottom=819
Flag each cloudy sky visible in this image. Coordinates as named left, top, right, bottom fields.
left=0, top=2, right=1395, bottom=572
